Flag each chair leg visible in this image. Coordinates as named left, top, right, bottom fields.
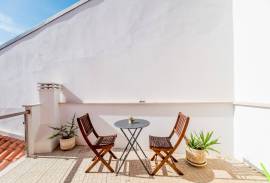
left=99, top=151, right=114, bottom=173
left=92, top=149, right=104, bottom=161
left=100, top=148, right=115, bottom=172
left=151, top=150, right=170, bottom=175
left=167, top=160, right=183, bottom=175
left=164, top=151, right=178, bottom=162
left=86, top=158, right=100, bottom=173
left=156, top=151, right=183, bottom=176
left=171, top=156, right=178, bottom=163
left=86, top=150, right=107, bottom=173
left=109, top=150, right=117, bottom=159
left=86, top=148, right=115, bottom=173
left=150, top=154, right=157, bottom=161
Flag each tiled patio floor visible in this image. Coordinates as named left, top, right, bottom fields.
left=0, top=146, right=267, bottom=183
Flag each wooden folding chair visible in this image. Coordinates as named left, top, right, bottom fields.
left=77, top=113, right=117, bottom=173
left=149, top=112, right=190, bottom=176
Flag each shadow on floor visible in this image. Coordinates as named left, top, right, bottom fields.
left=35, top=146, right=266, bottom=183
left=178, top=158, right=265, bottom=183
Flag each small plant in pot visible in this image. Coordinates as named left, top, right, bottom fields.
left=186, top=131, right=219, bottom=167
left=49, top=114, right=78, bottom=150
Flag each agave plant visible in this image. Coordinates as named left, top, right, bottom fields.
left=261, top=163, right=270, bottom=182
left=186, top=131, right=220, bottom=153
left=49, top=114, right=78, bottom=139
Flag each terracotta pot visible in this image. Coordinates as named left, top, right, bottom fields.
left=186, top=147, right=207, bottom=167
left=60, top=137, right=75, bottom=150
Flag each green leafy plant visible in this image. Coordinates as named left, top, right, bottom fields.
left=186, top=131, right=220, bottom=153
left=261, top=163, right=270, bottom=182
left=49, top=114, right=78, bottom=139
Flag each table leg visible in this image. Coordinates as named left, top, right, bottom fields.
left=129, top=140, right=151, bottom=175
left=118, top=128, right=137, bottom=161
left=116, top=128, right=151, bottom=175
left=116, top=128, right=141, bottom=175
left=127, top=129, right=148, bottom=159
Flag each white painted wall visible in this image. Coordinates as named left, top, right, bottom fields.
left=234, top=0, right=270, bottom=102
left=234, top=106, right=270, bottom=169
left=60, top=103, right=234, bottom=155
left=25, top=105, right=41, bottom=155
left=0, top=0, right=233, bottom=105
left=233, top=0, right=270, bottom=169
left=0, top=0, right=233, bottom=155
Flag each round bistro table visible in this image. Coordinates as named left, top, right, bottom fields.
left=114, top=119, right=150, bottom=175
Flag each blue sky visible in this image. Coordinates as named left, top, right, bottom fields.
left=0, top=0, right=79, bottom=45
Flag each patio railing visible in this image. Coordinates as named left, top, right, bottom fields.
left=0, top=110, right=30, bottom=157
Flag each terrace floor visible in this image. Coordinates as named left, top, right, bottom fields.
left=0, top=146, right=267, bottom=183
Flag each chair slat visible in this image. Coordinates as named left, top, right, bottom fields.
left=174, top=112, right=188, bottom=137
left=77, top=114, right=94, bottom=136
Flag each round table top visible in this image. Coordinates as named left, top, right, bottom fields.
left=114, top=119, right=150, bottom=129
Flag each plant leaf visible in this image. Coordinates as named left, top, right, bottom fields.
left=186, top=131, right=220, bottom=152
left=261, top=163, right=270, bottom=182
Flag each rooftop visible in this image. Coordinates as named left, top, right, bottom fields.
left=0, top=135, right=25, bottom=170
left=0, top=0, right=269, bottom=182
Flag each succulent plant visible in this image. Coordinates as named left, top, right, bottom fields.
left=186, top=131, right=220, bottom=153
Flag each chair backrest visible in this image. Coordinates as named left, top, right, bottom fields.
left=169, top=112, right=190, bottom=150
left=77, top=113, right=99, bottom=148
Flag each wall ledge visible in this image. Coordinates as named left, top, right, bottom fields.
left=0, top=129, right=24, bottom=140
left=23, top=104, right=41, bottom=107
left=234, top=102, right=270, bottom=109
left=59, top=100, right=233, bottom=105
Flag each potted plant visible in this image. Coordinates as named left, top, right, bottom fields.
left=49, top=114, right=78, bottom=150
left=261, top=163, right=270, bottom=182
left=186, top=131, right=219, bottom=167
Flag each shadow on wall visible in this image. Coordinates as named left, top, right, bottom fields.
left=58, top=85, right=234, bottom=155
left=62, top=86, right=83, bottom=103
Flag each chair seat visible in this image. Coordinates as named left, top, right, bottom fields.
left=149, top=136, right=173, bottom=149
left=94, top=135, right=117, bottom=147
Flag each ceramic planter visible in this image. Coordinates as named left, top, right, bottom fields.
left=186, top=147, right=207, bottom=167
left=60, top=136, right=75, bottom=150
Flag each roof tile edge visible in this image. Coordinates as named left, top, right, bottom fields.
left=0, top=0, right=90, bottom=51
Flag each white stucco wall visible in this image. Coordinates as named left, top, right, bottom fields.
left=233, top=0, right=270, bottom=169
left=234, top=0, right=270, bottom=102
left=0, top=0, right=233, bottom=155
left=234, top=106, right=270, bottom=169
left=60, top=103, right=234, bottom=155
left=0, top=0, right=233, bottom=106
